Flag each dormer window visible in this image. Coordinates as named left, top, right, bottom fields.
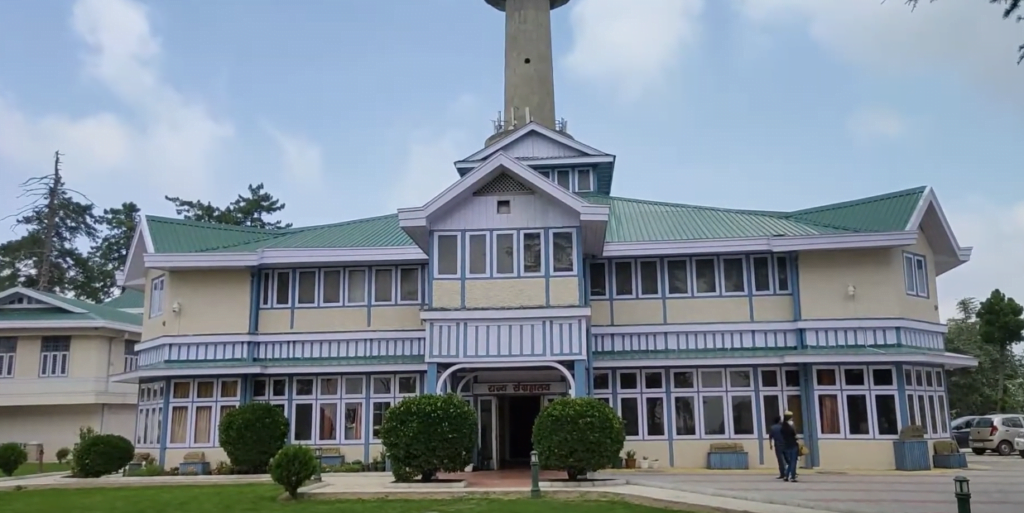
left=554, top=169, right=572, bottom=190
left=535, top=167, right=595, bottom=193
left=576, top=169, right=593, bottom=192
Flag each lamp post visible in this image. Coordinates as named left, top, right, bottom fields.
left=953, top=475, right=971, bottom=513
left=314, top=447, right=323, bottom=482
left=530, top=450, right=541, bottom=499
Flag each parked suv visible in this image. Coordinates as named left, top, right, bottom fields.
left=969, top=414, right=1024, bottom=455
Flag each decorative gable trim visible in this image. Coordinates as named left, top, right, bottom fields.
left=904, top=186, right=971, bottom=274
left=120, top=216, right=154, bottom=288
left=473, top=172, right=533, bottom=196
left=0, top=287, right=88, bottom=314
left=460, top=122, right=607, bottom=163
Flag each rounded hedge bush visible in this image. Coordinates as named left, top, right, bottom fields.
left=0, top=442, right=28, bottom=477
left=533, top=397, right=625, bottom=480
left=218, top=402, right=289, bottom=474
left=55, top=447, right=71, bottom=464
left=269, top=445, right=318, bottom=499
left=72, top=434, right=134, bottom=478
left=378, top=393, right=476, bottom=482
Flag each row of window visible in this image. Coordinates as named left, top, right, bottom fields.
left=433, top=229, right=577, bottom=279
left=150, top=275, right=165, bottom=318
left=0, top=337, right=15, bottom=378
left=536, top=167, right=594, bottom=193
left=903, top=252, right=929, bottom=298
left=589, top=254, right=791, bottom=300
left=259, top=266, right=423, bottom=309
left=0, top=336, right=72, bottom=378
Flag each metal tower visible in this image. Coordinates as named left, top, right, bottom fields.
left=485, top=0, right=570, bottom=145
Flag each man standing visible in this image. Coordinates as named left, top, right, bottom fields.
left=768, top=416, right=786, bottom=479
left=781, top=411, right=799, bottom=482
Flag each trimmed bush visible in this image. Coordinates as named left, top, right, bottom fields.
left=379, top=393, right=476, bottom=482
left=533, top=397, right=625, bottom=480
left=269, top=445, right=318, bottom=499
left=72, top=434, right=134, bottom=478
left=218, top=402, right=289, bottom=474
left=55, top=447, right=71, bottom=464
left=0, top=443, right=28, bottom=477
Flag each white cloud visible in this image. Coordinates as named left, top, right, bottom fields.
left=387, top=95, right=483, bottom=211
left=847, top=107, right=907, bottom=141
left=736, top=0, right=1024, bottom=106
left=262, top=123, right=324, bottom=185
left=564, top=0, right=704, bottom=101
left=0, top=0, right=232, bottom=232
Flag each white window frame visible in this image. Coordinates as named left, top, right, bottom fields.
left=259, top=271, right=273, bottom=308
left=664, top=258, right=691, bottom=297
left=218, top=378, right=242, bottom=401
left=870, top=366, right=897, bottom=388
left=370, top=399, right=393, bottom=442
left=750, top=254, right=774, bottom=295
left=345, top=267, right=368, bottom=306
left=670, top=369, right=697, bottom=391
left=618, top=395, right=643, bottom=440
left=165, top=403, right=193, bottom=448
left=774, top=255, right=792, bottom=293
left=671, top=392, right=699, bottom=439
left=637, top=258, right=661, bottom=298
left=616, top=370, right=641, bottom=393
left=612, top=259, right=636, bottom=299
left=342, top=375, right=365, bottom=398
left=719, top=256, right=748, bottom=296
left=641, top=395, right=669, bottom=440
left=272, top=270, right=292, bottom=308
left=815, top=391, right=844, bottom=438
left=38, top=337, right=70, bottom=378
left=466, top=232, right=491, bottom=278
left=592, top=370, right=612, bottom=393
left=759, top=368, right=781, bottom=390
left=904, top=253, right=929, bottom=298
left=293, top=376, right=317, bottom=398
left=320, top=268, right=344, bottom=306
left=295, top=269, right=319, bottom=307
left=370, top=374, right=395, bottom=397
left=251, top=378, right=269, bottom=400
left=190, top=401, right=217, bottom=448
left=698, top=369, right=726, bottom=391
left=727, top=392, right=758, bottom=438
left=149, top=275, right=166, bottom=318
left=575, top=168, right=594, bottom=192
left=397, top=266, right=422, bottom=304
left=549, top=229, right=577, bottom=276
left=692, top=257, right=719, bottom=296
left=371, top=266, right=396, bottom=305
left=214, top=402, right=239, bottom=447
left=492, top=231, right=518, bottom=277
left=871, top=391, right=901, bottom=439
left=433, top=232, right=462, bottom=278
left=840, top=366, right=870, bottom=389
left=588, top=261, right=608, bottom=299
left=553, top=168, right=572, bottom=190
left=698, top=393, right=729, bottom=438
left=519, top=230, right=545, bottom=277
left=0, top=338, right=16, bottom=379
left=317, top=376, right=341, bottom=398
left=727, top=368, right=755, bottom=390
left=814, top=366, right=841, bottom=389
left=315, top=400, right=342, bottom=444
left=841, top=391, right=874, bottom=439
left=270, top=377, right=289, bottom=400
left=396, top=374, right=421, bottom=396
left=291, top=400, right=317, bottom=444
left=641, top=370, right=665, bottom=392
left=341, top=399, right=365, bottom=443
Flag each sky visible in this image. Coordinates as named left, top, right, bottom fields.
left=0, top=0, right=1021, bottom=320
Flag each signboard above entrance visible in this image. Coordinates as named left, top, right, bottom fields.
left=472, top=382, right=567, bottom=395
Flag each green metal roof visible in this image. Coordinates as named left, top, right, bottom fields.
left=144, top=186, right=926, bottom=253
left=103, top=289, right=144, bottom=310
left=141, top=355, right=424, bottom=369
left=594, top=346, right=939, bottom=361
left=0, top=289, right=141, bottom=327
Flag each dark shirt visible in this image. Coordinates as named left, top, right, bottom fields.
left=780, top=421, right=799, bottom=449
left=768, top=423, right=784, bottom=447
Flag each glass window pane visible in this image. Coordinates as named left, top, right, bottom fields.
left=674, top=396, right=697, bottom=436
left=589, top=262, right=607, bottom=297
left=219, top=380, right=239, bottom=399
left=702, top=396, right=726, bottom=436
left=620, top=398, right=640, bottom=437
left=938, top=397, right=949, bottom=433
left=322, top=270, right=341, bottom=304
left=593, top=372, right=610, bottom=391
left=398, top=376, right=417, bottom=395
left=469, top=234, right=488, bottom=275
left=436, top=235, right=459, bottom=276
left=925, top=371, right=934, bottom=388
left=522, top=232, right=542, bottom=274
left=294, top=403, right=314, bottom=442
left=297, top=270, right=317, bottom=305
left=700, top=370, right=724, bottom=389
left=904, top=255, right=916, bottom=293
left=552, top=232, right=575, bottom=273
left=347, top=269, right=367, bottom=304
left=614, top=261, right=634, bottom=297
left=927, top=395, right=938, bottom=435
left=752, top=256, right=771, bottom=292
left=372, top=402, right=391, bottom=439
left=295, top=378, right=314, bottom=396
left=786, top=394, right=803, bottom=434
left=915, top=258, right=928, bottom=296
left=816, top=368, right=837, bottom=387
left=731, top=395, right=755, bottom=435
left=844, top=368, right=866, bottom=387
left=722, top=257, right=746, bottom=293
left=775, top=256, right=790, bottom=291
left=319, top=403, right=338, bottom=441
left=275, top=272, right=291, bottom=305
left=763, top=395, right=782, bottom=432
left=818, top=394, right=841, bottom=434
left=577, top=169, right=592, bottom=191
left=846, top=394, right=870, bottom=435
left=643, top=371, right=663, bottom=390
left=694, top=259, right=717, bottom=294
left=172, top=381, right=191, bottom=399
left=319, top=378, right=339, bottom=396
left=495, top=233, right=515, bottom=275
left=872, top=368, right=894, bottom=387
left=343, top=377, right=363, bottom=396
left=373, top=268, right=394, bottom=303
left=729, top=370, right=752, bottom=388
left=784, top=369, right=800, bottom=388
left=271, top=379, right=287, bottom=398
left=400, top=267, right=420, bottom=302
left=760, top=369, right=779, bottom=388
left=193, top=405, right=213, bottom=444
left=619, top=372, right=638, bottom=391
left=253, top=379, right=267, bottom=398
left=556, top=169, right=571, bottom=189
left=373, top=376, right=393, bottom=395
left=645, top=397, right=665, bottom=437
left=344, top=402, right=363, bottom=440
left=639, top=260, right=659, bottom=295
left=666, top=260, right=689, bottom=295
left=874, top=394, right=899, bottom=436
left=672, top=370, right=695, bottom=389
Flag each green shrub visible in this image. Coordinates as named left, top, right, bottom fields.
left=127, top=461, right=165, bottom=477
left=269, top=445, right=318, bottom=499
left=378, top=393, right=476, bottom=482
left=0, top=443, right=28, bottom=477
left=71, top=434, right=134, bottom=478
left=55, top=447, right=71, bottom=464
left=218, top=402, right=289, bottom=474
left=533, top=397, right=625, bottom=480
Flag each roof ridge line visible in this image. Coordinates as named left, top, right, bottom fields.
left=785, top=186, right=927, bottom=216
left=278, top=213, right=398, bottom=234
left=598, top=194, right=790, bottom=218
left=145, top=215, right=280, bottom=234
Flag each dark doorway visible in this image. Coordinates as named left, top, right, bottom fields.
left=505, top=395, right=542, bottom=465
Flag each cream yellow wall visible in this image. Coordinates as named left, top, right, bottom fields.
left=591, top=301, right=611, bottom=326
left=549, top=277, right=580, bottom=306
left=798, top=231, right=939, bottom=322
left=257, top=306, right=422, bottom=333
left=622, top=440, right=671, bottom=467
left=68, top=335, right=112, bottom=379
left=670, top=440, right=776, bottom=469
left=666, top=298, right=749, bottom=324
left=590, top=297, right=758, bottom=326
left=466, top=279, right=546, bottom=308
left=614, top=300, right=663, bottom=325
left=142, top=269, right=251, bottom=341
left=431, top=280, right=461, bottom=309
left=0, top=404, right=135, bottom=460
left=817, top=440, right=896, bottom=470
left=164, top=447, right=230, bottom=468
left=753, top=296, right=794, bottom=322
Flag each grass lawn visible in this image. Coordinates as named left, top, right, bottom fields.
left=10, top=462, right=70, bottom=477
left=1, top=484, right=676, bottom=513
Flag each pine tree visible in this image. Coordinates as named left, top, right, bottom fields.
left=165, top=183, right=291, bottom=229
left=86, top=202, right=140, bottom=301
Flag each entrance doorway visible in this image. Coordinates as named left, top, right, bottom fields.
left=504, top=395, right=542, bottom=466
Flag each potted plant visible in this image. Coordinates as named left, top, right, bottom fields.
left=639, top=456, right=649, bottom=469
left=624, top=450, right=637, bottom=469
left=650, top=458, right=660, bottom=469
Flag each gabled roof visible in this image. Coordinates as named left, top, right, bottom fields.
left=782, top=187, right=925, bottom=233
left=458, top=122, right=609, bottom=164
left=0, top=287, right=142, bottom=332
left=103, top=289, right=144, bottom=310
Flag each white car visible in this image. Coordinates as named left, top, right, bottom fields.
left=1016, top=436, right=1024, bottom=458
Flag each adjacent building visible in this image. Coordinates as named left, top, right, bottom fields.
left=112, top=0, right=976, bottom=471
left=0, top=287, right=141, bottom=458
